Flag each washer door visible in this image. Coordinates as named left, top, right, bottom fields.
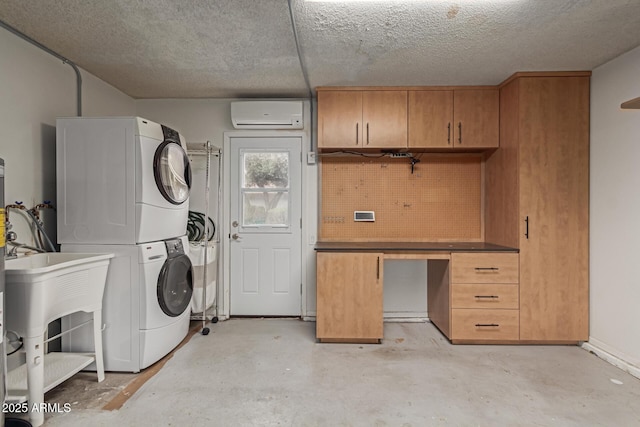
left=157, top=254, right=194, bottom=317
left=153, top=141, right=192, bottom=205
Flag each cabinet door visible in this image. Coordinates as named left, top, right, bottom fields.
left=453, top=89, right=499, bottom=149
left=518, top=76, right=590, bottom=341
left=408, top=90, right=453, bottom=148
left=362, top=91, right=408, bottom=148
left=317, top=91, right=363, bottom=148
left=316, top=252, right=383, bottom=341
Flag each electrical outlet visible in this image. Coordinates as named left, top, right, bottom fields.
left=390, top=153, right=413, bottom=158
left=307, top=152, right=316, bottom=164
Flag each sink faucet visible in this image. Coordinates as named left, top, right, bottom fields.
left=5, top=223, right=46, bottom=258
left=7, top=241, right=47, bottom=258
left=5, top=222, right=18, bottom=259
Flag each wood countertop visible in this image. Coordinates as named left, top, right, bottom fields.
left=314, top=241, right=518, bottom=252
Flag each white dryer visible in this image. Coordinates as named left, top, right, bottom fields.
left=56, top=116, right=191, bottom=244
left=62, top=236, right=193, bottom=372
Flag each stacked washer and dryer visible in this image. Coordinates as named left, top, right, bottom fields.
left=56, top=117, right=194, bottom=372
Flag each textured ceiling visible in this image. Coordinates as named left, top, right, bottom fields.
left=1, top=0, right=640, bottom=99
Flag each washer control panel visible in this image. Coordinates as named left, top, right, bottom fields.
left=165, top=238, right=185, bottom=257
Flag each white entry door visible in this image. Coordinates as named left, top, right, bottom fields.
left=229, top=136, right=302, bottom=316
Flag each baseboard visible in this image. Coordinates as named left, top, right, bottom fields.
left=582, top=339, right=640, bottom=380
left=383, top=317, right=429, bottom=323
left=301, top=316, right=428, bottom=323
left=303, top=312, right=428, bottom=321
left=383, top=311, right=428, bottom=319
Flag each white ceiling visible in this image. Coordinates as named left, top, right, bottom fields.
left=2, top=0, right=640, bottom=99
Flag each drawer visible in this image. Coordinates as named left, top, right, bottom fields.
left=451, top=283, right=519, bottom=309
left=451, top=309, right=519, bottom=341
left=451, top=253, right=519, bottom=284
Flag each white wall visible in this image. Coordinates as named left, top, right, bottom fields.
left=0, top=29, right=135, bottom=247
left=384, top=260, right=428, bottom=318
left=136, top=99, right=319, bottom=318
left=589, top=45, right=640, bottom=373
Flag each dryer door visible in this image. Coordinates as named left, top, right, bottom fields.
left=153, top=141, right=192, bottom=205
left=157, top=254, right=194, bottom=317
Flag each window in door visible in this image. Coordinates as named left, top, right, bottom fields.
left=241, top=151, right=290, bottom=229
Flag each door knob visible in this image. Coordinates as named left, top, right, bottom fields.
left=232, top=220, right=239, bottom=227
left=231, top=233, right=241, bottom=240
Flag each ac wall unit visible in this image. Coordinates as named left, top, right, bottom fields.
left=230, top=101, right=303, bottom=129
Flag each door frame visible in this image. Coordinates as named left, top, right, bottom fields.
left=222, top=130, right=316, bottom=319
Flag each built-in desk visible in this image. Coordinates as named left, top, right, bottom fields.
left=314, top=242, right=519, bottom=344
left=315, top=242, right=517, bottom=253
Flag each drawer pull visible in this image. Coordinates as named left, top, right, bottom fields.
left=474, top=295, right=499, bottom=299
left=475, top=323, right=500, bottom=328
left=474, top=267, right=499, bottom=271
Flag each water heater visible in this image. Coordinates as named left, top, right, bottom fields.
left=0, top=158, right=6, bottom=425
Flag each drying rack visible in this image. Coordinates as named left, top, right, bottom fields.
left=186, top=141, right=222, bottom=334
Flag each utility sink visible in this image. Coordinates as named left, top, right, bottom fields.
left=5, top=252, right=112, bottom=272
left=4, top=252, right=114, bottom=427
left=5, top=252, right=114, bottom=338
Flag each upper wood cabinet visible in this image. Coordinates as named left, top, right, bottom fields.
left=408, top=90, right=453, bottom=148
left=453, top=90, right=499, bottom=149
left=317, top=91, right=362, bottom=149
left=362, top=91, right=408, bottom=148
left=317, top=90, right=407, bottom=149
left=408, top=89, right=499, bottom=150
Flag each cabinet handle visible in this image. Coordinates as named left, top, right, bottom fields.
left=356, top=123, right=359, bottom=145
left=475, top=323, right=500, bottom=328
left=366, top=123, right=370, bottom=145
left=474, top=295, right=499, bottom=299
left=525, top=216, right=529, bottom=239
left=474, top=267, right=499, bottom=271
left=458, top=122, right=462, bottom=144
left=376, top=256, right=380, bottom=279
left=447, top=122, right=451, bottom=144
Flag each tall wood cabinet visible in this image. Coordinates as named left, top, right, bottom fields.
left=317, top=89, right=407, bottom=149
left=485, top=72, right=590, bottom=342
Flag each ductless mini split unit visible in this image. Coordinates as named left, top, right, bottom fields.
left=230, top=101, right=303, bottom=129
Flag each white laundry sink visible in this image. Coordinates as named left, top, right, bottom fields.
left=5, top=252, right=114, bottom=427
left=5, top=252, right=114, bottom=338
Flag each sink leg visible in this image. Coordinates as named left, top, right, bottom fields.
left=25, top=334, right=45, bottom=427
left=93, top=309, right=105, bottom=382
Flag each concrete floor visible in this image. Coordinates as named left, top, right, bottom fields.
left=14, top=319, right=640, bottom=426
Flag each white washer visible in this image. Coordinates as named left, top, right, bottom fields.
left=56, top=116, right=191, bottom=244
left=139, top=237, right=194, bottom=368
left=62, top=236, right=193, bottom=372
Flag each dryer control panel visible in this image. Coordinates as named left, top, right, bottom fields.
left=161, top=125, right=181, bottom=144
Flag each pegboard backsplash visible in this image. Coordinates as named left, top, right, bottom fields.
left=319, top=155, right=483, bottom=241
